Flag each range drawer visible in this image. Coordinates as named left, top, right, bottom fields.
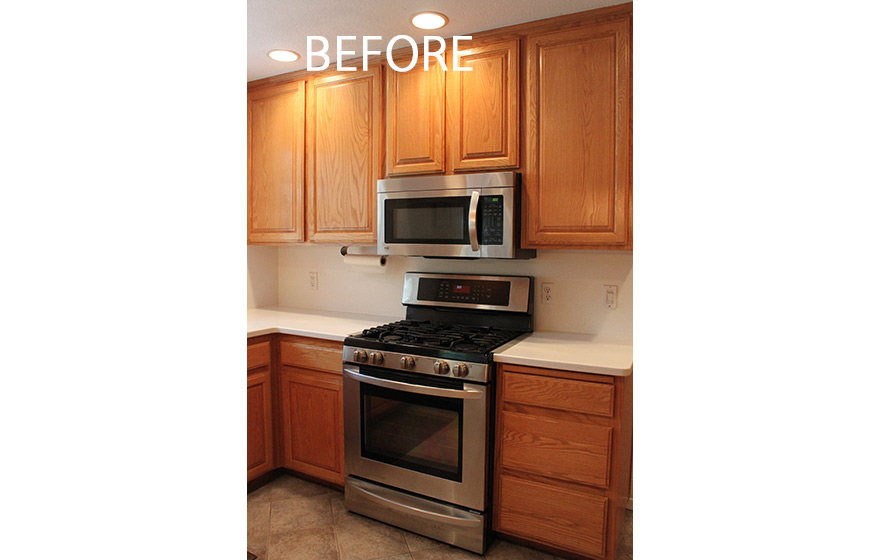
left=247, top=341, right=270, bottom=370
left=503, top=370, right=614, bottom=417
left=280, top=336, right=342, bottom=374
left=500, top=410, right=612, bottom=487
left=496, top=474, right=607, bottom=559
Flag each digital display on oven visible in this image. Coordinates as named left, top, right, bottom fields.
left=417, top=278, right=511, bottom=306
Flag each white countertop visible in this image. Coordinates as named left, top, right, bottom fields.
left=247, top=306, right=401, bottom=341
left=494, top=332, right=633, bottom=376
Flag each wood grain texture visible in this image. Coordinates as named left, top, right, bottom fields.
left=500, top=410, right=612, bottom=488
left=247, top=368, right=275, bottom=481
left=279, top=365, right=345, bottom=485
left=523, top=12, right=632, bottom=249
left=307, top=68, right=382, bottom=243
left=279, top=336, right=343, bottom=373
left=447, top=38, right=519, bottom=171
left=247, top=341, right=270, bottom=370
left=503, top=370, right=614, bottom=417
left=496, top=474, right=607, bottom=558
left=386, top=53, right=446, bottom=175
left=247, top=80, right=306, bottom=244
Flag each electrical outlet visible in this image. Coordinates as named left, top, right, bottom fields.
left=604, top=284, right=618, bottom=309
left=541, top=282, right=554, bottom=304
left=309, top=272, right=318, bottom=291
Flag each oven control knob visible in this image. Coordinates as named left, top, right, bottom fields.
left=452, top=363, right=469, bottom=378
left=369, top=351, right=384, bottom=365
left=433, top=360, right=450, bottom=375
left=353, top=349, right=368, bottom=363
left=400, top=356, right=416, bottom=370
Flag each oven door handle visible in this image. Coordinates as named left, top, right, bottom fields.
left=468, top=190, right=480, bottom=252
left=343, top=368, right=485, bottom=400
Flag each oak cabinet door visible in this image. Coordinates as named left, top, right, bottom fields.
left=279, top=366, right=345, bottom=485
left=247, top=80, right=306, bottom=244
left=307, top=68, right=382, bottom=243
left=523, top=15, right=632, bottom=248
left=447, top=38, right=519, bottom=171
left=247, top=367, right=274, bottom=481
left=386, top=54, right=446, bottom=176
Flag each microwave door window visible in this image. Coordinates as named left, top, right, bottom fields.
left=386, top=198, right=469, bottom=244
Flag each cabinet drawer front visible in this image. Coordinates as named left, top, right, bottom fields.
left=280, top=338, right=342, bottom=373
left=247, top=341, right=271, bottom=370
left=501, top=411, right=612, bottom=487
left=504, top=371, right=614, bottom=416
left=496, top=474, right=607, bottom=558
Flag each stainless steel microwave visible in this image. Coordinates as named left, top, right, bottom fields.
left=377, top=172, right=535, bottom=259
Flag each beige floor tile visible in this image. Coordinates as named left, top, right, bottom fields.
left=270, top=525, right=339, bottom=560
left=409, top=545, right=484, bottom=560
left=246, top=500, right=271, bottom=559
left=334, top=513, right=409, bottom=560
left=270, top=474, right=331, bottom=501
left=484, top=539, right=565, bottom=560
left=270, top=493, right=334, bottom=534
left=371, top=555, right=414, bottom=560
left=403, top=531, right=447, bottom=553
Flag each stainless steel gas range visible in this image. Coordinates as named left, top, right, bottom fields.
left=342, top=272, right=533, bottom=554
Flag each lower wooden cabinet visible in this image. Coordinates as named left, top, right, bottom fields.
left=494, top=364, right=633, bottom=560
left=247, top=339, right=275, bottom=481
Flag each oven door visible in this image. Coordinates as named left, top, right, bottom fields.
left=343, top=364, right=489, bottom=511
left=378, top=187, right=515, bottom=258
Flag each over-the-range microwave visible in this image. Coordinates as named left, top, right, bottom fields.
left=377, top=172, right=536, bottom=259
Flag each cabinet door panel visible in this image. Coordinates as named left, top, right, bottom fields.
left=524, top=17, right=631, bottom=248
left=386, top=55, right=446, bottom=175
left=308, top=69, right=382, bottom=243
left=248, top=81, right=306, bottom=243
left=280, top=366, right=344, bottom=485
left=247, top=368, right=274, bottom=480
left=448, top=39, right=519, bottom=171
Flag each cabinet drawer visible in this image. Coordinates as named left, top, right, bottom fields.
left=247, top=341, right=270, bottom=370
left=503, top=371, right=614, bottom=417
left=500, top=410, right=612, bottom=488
left=496, top=474, right=607, bottom=558
left=280, top=337, right=342, bottom=374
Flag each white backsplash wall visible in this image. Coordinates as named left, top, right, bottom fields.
left=247, top=245, right=279, bottom=308
left=276, top=245, right=632, bottom=340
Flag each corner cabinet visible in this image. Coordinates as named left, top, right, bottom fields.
left=307, top=68, right=383, bottom=243
left=247, top=337, right=276, bottom=481
left=494, top=364, right=633, bottom=560
left=277, top=336, right=345, bottom=486
left=522, top=10, right=633, bottom=249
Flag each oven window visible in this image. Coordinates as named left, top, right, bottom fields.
left=361, top=383, right=463, bottom=482
left=385, top=197, right=469, bottom=244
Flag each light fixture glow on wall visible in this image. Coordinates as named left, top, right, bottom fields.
left=411, top=12, right=448, bottom=30
left=267, top=49, right=300, bottom=62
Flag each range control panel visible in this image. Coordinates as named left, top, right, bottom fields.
left=417, top=277, right=511, bottom=306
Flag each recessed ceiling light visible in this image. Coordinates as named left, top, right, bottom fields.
left=411, top=12, right=448, bottom=30
left=267, top=49, right=300, bottom=62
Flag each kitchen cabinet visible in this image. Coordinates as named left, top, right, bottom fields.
left=494, top=363, right=632, bottom=560
left=385, top=38, right=519, bottom=177
left=307, top=68, right=383, bottom=243
left=247, top=80, right=306, bottom=244
left=522, top=8, right=633, bottom=249
left=247, top=338, right=275, bottom=481
left=277, top=336, right=345, bottom=486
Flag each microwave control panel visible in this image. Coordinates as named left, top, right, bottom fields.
left=480, top=196, right=504, bottom=245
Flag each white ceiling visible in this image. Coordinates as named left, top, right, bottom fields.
left=248, top=0, right=629, bottom=82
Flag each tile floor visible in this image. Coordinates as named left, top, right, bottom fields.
left=248, top=474, right=634, bottom=560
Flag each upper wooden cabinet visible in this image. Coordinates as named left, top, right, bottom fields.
left=386, top=54, right=446, bottom=176
left=307, top=68, right=383, bottom=243
left=385, top=38, right=519, bottom=176
left=522, top=11, right=632, bottom=249
left=247, top=81, right=306, bottom=243
left=448, top=38, right=519, bottom=172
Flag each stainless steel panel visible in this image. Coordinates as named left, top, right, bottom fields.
left=344, top=367, right=484, bottom=400
left=402, top=272, right=532, bottom=313
left=345, top=476, right=490, bottom=554
left=342, top=347, right=489, bottom=382
left=343, top=366, right=488, bottom=511
left=377, top=171, right=516, bottom=193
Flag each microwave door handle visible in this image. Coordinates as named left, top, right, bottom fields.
left=468, top=190, right=480, bottom=252
left=344, top=367, right=484, bottom=400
